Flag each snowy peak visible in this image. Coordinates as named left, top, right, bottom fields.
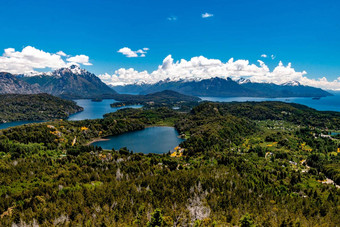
left=18, top=65, right=85, bottom=78
left=53, top=65, right=88, bottom=76
left=237, top=78, right=251, bottom=84
left=282, top=81, right=301, bottom=86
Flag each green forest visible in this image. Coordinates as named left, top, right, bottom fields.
left=0, top=102, right=339, bottom=226
left=0, top=94, right=83, bottom=123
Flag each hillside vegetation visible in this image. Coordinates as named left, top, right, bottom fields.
left=0, top=94, right=83, bottom=123
left=0, top=102, right=339, bottom=226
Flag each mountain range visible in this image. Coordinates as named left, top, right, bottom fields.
left=113, top=77, right=332, bottom=98
left=0, top=66, right=332, bottom=99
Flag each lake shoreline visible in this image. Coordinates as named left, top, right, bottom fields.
left=86, top=137, right=110, bottom=146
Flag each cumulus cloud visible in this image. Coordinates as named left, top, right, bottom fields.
left=99, top=55, right=340, bottom=90
left=67, top=54, right=92, bottom=65
left=202, top=13, right=213, bottom=18
left=117, top=47, right=149, bottom=58
left=0, top=46, right=92, bottom=75
left=261, top=54, right=267, bottom=58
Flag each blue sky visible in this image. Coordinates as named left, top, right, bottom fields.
left=1, top=0, right=340, bottom=87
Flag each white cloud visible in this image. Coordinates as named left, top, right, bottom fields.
left=99, top=55, right=340, bottom=90
left=261, top=54, right=267, bottom=58
left=202, top=13, right=213, bottom=18
left=66, top=54, right=92, bottom=66
left=56, top=51, right=67, bottom=56
left=0, top=46, right=92, bottom=75
left=167, top=16, right=177, bottom=21
left=271, top=54, right=276, bottom=60
left=118, top=47, right=138, bottom=57
left=117, top=47, right=149, bottom=58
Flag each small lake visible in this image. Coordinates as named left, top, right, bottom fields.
left=91, top=126, right=185, bottom=154
left=200, top=93, right=340, bottom=112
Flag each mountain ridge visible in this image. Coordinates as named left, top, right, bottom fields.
left=0, top=66, right=332, bottom=98
left=20, top=65, right=117, bottom=99
left=112, top=77, right=332, bottom=98
left=0, top=72, right=41, bottom=94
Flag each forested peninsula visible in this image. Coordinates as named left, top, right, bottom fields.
left=0, top=94, right=83, bottom=123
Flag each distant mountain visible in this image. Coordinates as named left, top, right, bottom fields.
left=1, top=66, right=331, bottom=99
left=109, top=84, right=150, bottom=94
left=140, top=77, right=254, bottom=97
left=281, top=81, right=301, bottom=86
left=0, top=72, right=41, bottom=94
left=241, top=81, right=331, bottom=97
left=117, top=77, right=331, bottom=98
left=20, top=65, right=117, bottom=99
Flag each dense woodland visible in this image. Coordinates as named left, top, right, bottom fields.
left=111, top=90, right=200, bottom=111
left=0, top=94, right=83, bottom=123
left=0, top=102, right=339, bottom=226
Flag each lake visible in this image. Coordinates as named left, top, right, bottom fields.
left=2, top=94, right=340, bottom=130
left=0, top=120, right=44, bottom=130
left=91, top=126, right=185, bottom=154
left=200, top=93, right=340, bottom=112
left=0, top=99, right=142, bottom=130
left=68, top=99, right=142, bottom=120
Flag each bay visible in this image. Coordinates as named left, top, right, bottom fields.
left=0, top=99, right=142, bottom=129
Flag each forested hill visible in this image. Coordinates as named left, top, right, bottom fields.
left=0, top=93, right=83, bottom=123
left=111, top=90, right=200, bottom=108
left=195, top=101, right=340, bottom=129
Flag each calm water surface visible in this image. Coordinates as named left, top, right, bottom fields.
left=200, top=93, right=340, bottom=112
left=0, top=120, right=44, bottom=130
left=0, top=99, right=142, bottom=129
left=68, top=99, right=142, bottom=120
left=2, top=94, right=340, bottom=130
left=91, top=126, right=184, bottom=154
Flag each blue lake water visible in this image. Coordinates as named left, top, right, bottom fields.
left=1, top=94, right=340, bottom=130
left=91, top=126, right=184, bottom=154
left=68, top=99, right=142, bottom=121
left=0, top=120, right=44, bottom=130
left=200, top=93, right=340, bottom=112
left=0, top=99, right=142, bottom=130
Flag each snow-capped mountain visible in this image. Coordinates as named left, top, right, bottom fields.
left=19, top=65, right=117, bottom=99
left=281, top=81, right=301, bottom=86
left=237, top=78, right=251, bottom=84
left=112, top=77, right=332, bottom=98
